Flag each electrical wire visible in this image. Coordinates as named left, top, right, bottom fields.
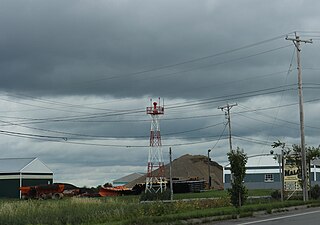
left=0, top=84, right=297, bottom=126
left=208, top=122, right=228, bottom=150
left=125, top=45, right=292, bottom=83
left=76, top=33, right=291, bottom=84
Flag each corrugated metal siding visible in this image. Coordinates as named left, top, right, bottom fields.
left=225, top=173, right=280, bottom=183
left=0, top=178, right=53, bottom=198
left=225, top=173, right=281, bottom=190
left=22, top=179, right=53, bottom=187
left=317, top=172, right=320, bottom=181
left=0, top=179, right=20, bottom=198
left=224, top=181, right=281, bottom=189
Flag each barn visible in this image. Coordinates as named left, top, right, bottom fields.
left=0, top=158, right=53, bottom=198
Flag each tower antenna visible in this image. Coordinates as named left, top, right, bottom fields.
left=145, top=98, right=166, bottom=193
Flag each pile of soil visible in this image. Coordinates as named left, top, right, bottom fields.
left=125, top=154, right=223, bottom=189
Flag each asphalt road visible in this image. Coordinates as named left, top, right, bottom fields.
left=208, top=207, right=320, bottom=225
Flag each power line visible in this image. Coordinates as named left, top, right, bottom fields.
left=209, top=122, right=228, bottom=150
left=0, top=127, right=230, bottom=148
left=233, top=135, right=272, bottom=146
left=0, top=68, right=290, bottom=116
left=2, top=98, right=320, bottom=147
left=0, top=84, right=297, bottom=126
left=77, top=33, right=291, bottom=84
left=131, top=45, right=292, bottom=82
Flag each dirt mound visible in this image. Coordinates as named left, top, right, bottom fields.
left=125, top=154, right=223, bottom=189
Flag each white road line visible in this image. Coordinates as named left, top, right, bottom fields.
left=236, top=209, right=320, bottom=225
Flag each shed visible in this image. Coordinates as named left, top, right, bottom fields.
left=0, top=158, right=53, bottom=198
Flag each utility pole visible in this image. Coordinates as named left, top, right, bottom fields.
left=218, top=103, right=237, bottom=152
left=286, top=33, right=312, bottom=201
left=207, top=149, right=211, bottom=189
left=278, top=150, right=285, bottom=202
left=169, top=147, right=173, bottom=201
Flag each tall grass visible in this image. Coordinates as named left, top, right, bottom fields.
left=0, top=191, right=313, bottom=225
left=173, top=189, right=274, bottom=200
left=0, top=197, right=231, bottom=225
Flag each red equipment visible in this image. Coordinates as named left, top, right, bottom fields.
left=20, top=184, right=64, bottom=200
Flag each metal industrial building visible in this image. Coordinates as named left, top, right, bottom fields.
left=224, top=155, right=280, bottom=190
left=0, top=158, right=53, bottom=198
left=224, top=155, right=320, bottom=190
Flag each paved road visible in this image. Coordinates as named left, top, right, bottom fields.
left=208, top=207, right=320, bottom=225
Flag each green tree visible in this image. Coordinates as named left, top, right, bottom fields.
left=272, top=141, right=320, bottom=192
left=292, top=144, right=320, bottom=191
left=227, top=147, right=248, bottom=207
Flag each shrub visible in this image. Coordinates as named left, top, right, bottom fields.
left=271, top=190, right=281, bottom=200
left=227, top=147, right=248, bottom=207
left=140, top=189, right=171, bottom=201
left=310, top=184, right=320, bottom=199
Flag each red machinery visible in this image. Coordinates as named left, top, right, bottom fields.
left=20, top=184, right=64, bottom=200
left=99, top=185, right=133, bottom=197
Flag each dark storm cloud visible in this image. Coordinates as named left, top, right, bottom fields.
left=1, top=0, right=319, bottom=99
left=1, top=0, right=320, bottom=186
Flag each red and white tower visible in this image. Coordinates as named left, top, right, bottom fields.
left=145, top=98, right=166, bottom=193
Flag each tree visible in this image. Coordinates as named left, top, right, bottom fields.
left=292, top=144, right=320, bottom=192
left=272, top=141, right=320, bottom=193
left=227, top=147, right=248, bottom=207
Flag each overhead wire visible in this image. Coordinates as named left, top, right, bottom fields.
left=0, top=34, right=292, bottom=116
left=124, top=44, right=292, bottom=83
left=208, top=122, right=228, bottom=150
left=3, top=31, right=320, bottom=149
left=2, top=97, right=320, bottom=147
left=77, top=33, right=291, bottom=84
left=0, top=84, right=298, bottom=126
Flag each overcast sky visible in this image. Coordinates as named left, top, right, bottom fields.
left=1, top=0, right=320, bottom=187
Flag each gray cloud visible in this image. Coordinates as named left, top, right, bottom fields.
left=0, top=0, right=320, bottom=186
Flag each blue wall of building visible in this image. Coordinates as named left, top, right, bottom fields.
left=225, top=173, right=281, bottom=189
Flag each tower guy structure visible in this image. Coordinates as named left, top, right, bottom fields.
left=145, top=98, right=166, bottom=193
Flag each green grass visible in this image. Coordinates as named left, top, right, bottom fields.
left=173, top=189, right=274, bottom=200
left=247, top=189, right=275, bottom=196
left=0, top=197, right=232, bottom=225
left=173, top=190, right=227, bottom=199
left=0, top=190, right=313, bottom=225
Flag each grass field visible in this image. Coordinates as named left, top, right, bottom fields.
left=173, top=189, right=274, bottom=200
left=0, top=189, right=309, bottom=225
left=0, top=196, right=231, bottom=225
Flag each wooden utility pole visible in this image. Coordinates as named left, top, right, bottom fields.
left=169, top=147, right=173, bottom=201
left=285, top=33, right=312, bottom=201
left=218, top=103, right=237, bottom=151
left=279, top=150, right=285, bottom=202
left=207, top=149, right=211, bottom=189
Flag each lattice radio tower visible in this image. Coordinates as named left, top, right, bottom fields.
left=145, top=98, right=166, bottom=193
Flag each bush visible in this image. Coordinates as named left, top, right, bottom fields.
left=140, top=189, right=171, bottom=201
left=310, top=185, right=320, bottom=199
left=228, top=184, right=248, bottom=208
left=227, top=148, right=248, bottom=208
left=271, top=190, right=281, bottom=200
